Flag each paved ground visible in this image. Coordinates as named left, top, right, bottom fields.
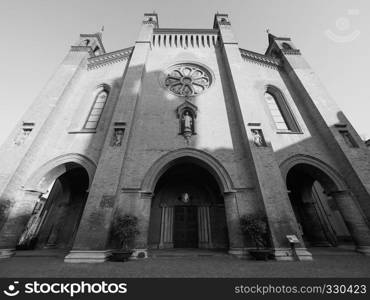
left=0, top=247, right=369, bottom=278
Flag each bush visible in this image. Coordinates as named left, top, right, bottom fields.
left=240, top=213, right=269, bottom=249
left=111, top=214, right=139, bottom=250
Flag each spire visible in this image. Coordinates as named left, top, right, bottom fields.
left=98, top=25, right=104, bottom=40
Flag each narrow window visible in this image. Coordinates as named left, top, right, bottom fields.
left=84, top=88, right=109, bottom=130
left=264, top=87, right=300, bottom=132
left=265, top=92, right=289, bottom=130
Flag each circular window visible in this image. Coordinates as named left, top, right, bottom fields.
left=163, top=63, right=212, bottom=97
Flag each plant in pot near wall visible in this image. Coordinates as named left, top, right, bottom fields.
left=110, top=214, right=139, bottom=262
left=240, top=213, right=272, bottom=261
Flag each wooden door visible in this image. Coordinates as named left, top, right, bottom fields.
left=174, top=206, right=198, bottom=248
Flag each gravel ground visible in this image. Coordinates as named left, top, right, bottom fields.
left=0, top=248, right=369, bottom=278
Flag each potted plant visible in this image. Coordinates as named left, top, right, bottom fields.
left=110, top=214, right=139, bottom=262
left=240, top=213, right=271, bottom=260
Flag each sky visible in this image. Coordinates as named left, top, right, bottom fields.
left=0, top=0, right=369, bottom=145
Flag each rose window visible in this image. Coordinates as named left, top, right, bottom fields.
left=164, top=64, right=212, bottom=96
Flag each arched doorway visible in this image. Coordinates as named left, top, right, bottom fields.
left=285, top=162, right=352, bottom=247
left=148, top=160, right=229, bottom=250
left=17, top=163, right=90, bottom=250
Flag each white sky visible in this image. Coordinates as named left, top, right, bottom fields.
left=0, top=0, right=369, bottom=145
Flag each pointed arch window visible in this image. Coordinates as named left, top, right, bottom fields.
left=84, top=86, right=109, bottom=130
left=264, top=87, right=300, bottom=133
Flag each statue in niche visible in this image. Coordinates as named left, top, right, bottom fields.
left=182, top=111, right=193, bottom=133
left=251, top=129, right=266, bottom=147
left=181, top=111, right=194, bottom=143
left=112, top=128, right=125, bottom=146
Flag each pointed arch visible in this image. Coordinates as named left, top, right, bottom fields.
left=280, top=154, right=347, bottom=192
left=24, top=153, right=97, bottom=193
left=141, top=149, right=235, bottom=194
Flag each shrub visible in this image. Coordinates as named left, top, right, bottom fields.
left=240, top=213, right=269, bottom=249
left=111, top=214, right=139, bottom=250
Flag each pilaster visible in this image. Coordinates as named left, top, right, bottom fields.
left=215, top=14, right=311, bottom=261
left=65, top=14, right=158, bottom=262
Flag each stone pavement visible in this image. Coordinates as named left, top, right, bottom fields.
left=0, top=247, right=369, bottom=278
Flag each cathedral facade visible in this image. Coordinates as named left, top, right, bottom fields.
left=1, top=13, right=370, bottom=262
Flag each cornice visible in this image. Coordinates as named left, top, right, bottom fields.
left=70, top=45, right=93, bottom=54
left=87, top=47, right=133, bottom=70
left=239, top=48, right=282, bottom=70
left=154, top=28, right=219, bottom=34
left=282, top=49, right=301, bottom=55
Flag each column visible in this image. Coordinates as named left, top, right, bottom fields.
left=198, top=206, right=212, bottom=248
left=0, top=190, right=42, bottom=258
left=159, top=206, right=174, bottom=248
left=331, top=191, right=370, bottom=255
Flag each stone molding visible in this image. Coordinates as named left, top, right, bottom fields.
left=239, top=48, right=282, bottom=69
left=70, top=46, right=93, bottom=54
left=282, top=49, right=301, bottom=55
left=142, top=20, right=157, bottom=26
left=87, top=47, right=133, bottom=70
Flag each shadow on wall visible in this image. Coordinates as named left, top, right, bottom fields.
left=0, top=60, right=132, bottom=251
left=1, top=47, right=369, bottom=255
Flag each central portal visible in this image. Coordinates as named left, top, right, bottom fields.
left=174, top=206, right=198, bottom=248
left=148, top=159, right=229, bottom=250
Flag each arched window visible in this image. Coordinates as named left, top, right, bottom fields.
left=84, top=87, right=109, bottom=130
left=264, top=87, right=300, bottom=132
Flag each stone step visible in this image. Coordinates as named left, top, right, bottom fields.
left=148, top=249, right=230, bottom=258
left=15, top=250, right=68, bottom=258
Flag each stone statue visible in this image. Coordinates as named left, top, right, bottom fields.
left=252, top=129, right=265, bottom=147
left=182, top=111, right=193, bottom=132
left=112, top=128, right=124, bottom=146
